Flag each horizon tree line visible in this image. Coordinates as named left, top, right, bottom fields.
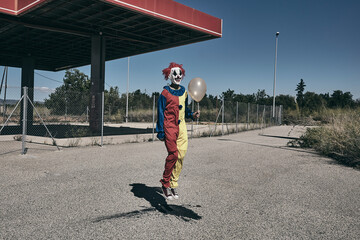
left=43, top=69, right=360, bottom=117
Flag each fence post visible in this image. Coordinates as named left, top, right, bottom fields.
left=279, top=105, right=282, bottom=125
left=2, top=67, right=8, bottom=122
left=101, top=92, right=104, bottom=147
left=152, top=94, right=155, bottom=142
left=256, top=104, right=259, bottom=128
left=247, top=102, right=250, bottom=130
left=236, top=101, right=238, bottom=133
left=270, top=106, right=272, bottom=126
left=263, top=105, right=266, bottom=128
left=222, top=97, right=224, bottom=136
left=210, top=102, right=223, bottom=137
left=22, top=87, right=27, bottom=154
left=65, top=93, right=67, bottom=121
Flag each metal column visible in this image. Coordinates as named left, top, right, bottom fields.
left=20, top=57, right=34, bottom=130
left=90, top=35, right=106, bottom=133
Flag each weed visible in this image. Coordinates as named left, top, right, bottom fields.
left=13, top=135, right=22, bottom=141
left=68, top=138, right=81, bottom=147
left=289, top=108, right=360, bottom=168
left=91, top=137, right=99, bottom=146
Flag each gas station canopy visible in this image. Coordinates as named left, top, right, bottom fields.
left=0, top=0, right=222, bottom=71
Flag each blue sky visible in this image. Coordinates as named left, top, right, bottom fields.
left=1, top=0, right=360, bottom=101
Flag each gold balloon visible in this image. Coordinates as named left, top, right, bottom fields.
left=188, top=77, right=207, bottom=102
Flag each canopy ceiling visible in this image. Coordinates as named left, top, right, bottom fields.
left=0, top=0, right=222, bottom=71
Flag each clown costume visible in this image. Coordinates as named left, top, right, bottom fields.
left=156, top=62, right=200, bottom=200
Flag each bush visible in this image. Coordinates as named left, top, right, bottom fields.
left=289, top=108, right=360, bottom=168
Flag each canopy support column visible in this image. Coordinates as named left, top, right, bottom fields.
left=90, top=35, right=106, bottom=132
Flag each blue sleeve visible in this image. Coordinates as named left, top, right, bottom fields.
left=156, top=94, right=166, bottom=140
left=185, top=95, right=195, bottom=120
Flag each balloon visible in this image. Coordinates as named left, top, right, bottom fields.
left=188, top=77, right=207, bottom=102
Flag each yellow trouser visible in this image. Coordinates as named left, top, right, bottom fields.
left=170, top=120, right=188, bottom=188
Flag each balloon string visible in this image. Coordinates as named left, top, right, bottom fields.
left=196, top=102, right=199, bottom=125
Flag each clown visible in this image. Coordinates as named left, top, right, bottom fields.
left=156, top=62, right=200, bottom=200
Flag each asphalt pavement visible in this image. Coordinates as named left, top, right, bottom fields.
left=1, top=126, right=359, bottom=239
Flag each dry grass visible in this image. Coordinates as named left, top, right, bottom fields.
left=289, top=108, right=360, bottom=168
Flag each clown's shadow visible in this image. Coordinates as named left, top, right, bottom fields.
left=93, top=183, right=202, bottom=222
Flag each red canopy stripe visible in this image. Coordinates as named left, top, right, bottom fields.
left=0, top=0, right=46, bottom=15
left=105, top=0, right=222, bottom=37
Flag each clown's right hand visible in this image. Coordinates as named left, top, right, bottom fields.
left=157, top=132, right=165, bottom=141
left=192, top=110, right=200, bottom=119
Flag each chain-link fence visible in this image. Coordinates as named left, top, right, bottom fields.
left=1, top=87, right=282, bottom=155
left=0, top=86, right=23, bottom=155
left=188, top=100, right=282, bottom=138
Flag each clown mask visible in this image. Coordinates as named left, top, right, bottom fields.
left=169, top=67, right=183, bottom=85
left=162, top=62, right=185, bottom=85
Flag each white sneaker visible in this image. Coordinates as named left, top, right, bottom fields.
left=170, top=188, right=179, bottom=200
left=162, top=186, right=174, bottom=200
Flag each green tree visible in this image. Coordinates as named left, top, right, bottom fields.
left=275, top=94, right=296, bottom=110
left=221, top=89, right=235, bottom=101
left=355, top=98, right=360, bottom=107
left=329, top=90, right=354, bottom=108
left=208, top=94, right=219, bottom=109
left=302, top=92, right=326, bottom=112
left=104, top=86, right=122, bottom=115
left=320, top=93, right=330, bottom=107
left=128, top=89, right=152, bottom=110
left=296, top=79, right=306, bottom=108
left=199, top=93, right=214, bottom=109
left=255, top=89, right=271, bottom=105
left=45, top=69, right=90, bottom=115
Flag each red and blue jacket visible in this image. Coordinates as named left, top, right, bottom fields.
left=156, top=85, right=194, bottom=140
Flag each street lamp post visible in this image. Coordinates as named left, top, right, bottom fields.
left=272, top=32, right=279, bottom=118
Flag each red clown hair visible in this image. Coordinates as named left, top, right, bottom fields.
left=162, top=62, right=185, bottom=80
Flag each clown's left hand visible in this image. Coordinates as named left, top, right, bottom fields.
left=193, top=111, right=200, bottom=119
